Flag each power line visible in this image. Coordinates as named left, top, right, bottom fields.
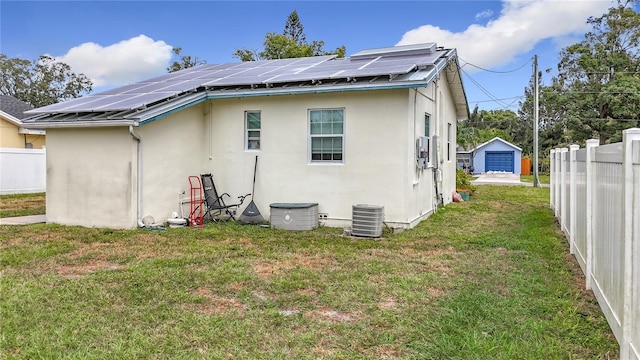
left=459, top=58, right=532, bottom=73
left=468, top=96, right=525, bottom=104
left=460, top=68, right=517, bottom=109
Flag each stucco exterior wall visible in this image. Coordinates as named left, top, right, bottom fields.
left=0, top=118, right=46, bottom=149
left=203, top=90, right=413, bottom=227
left=45, top=127, right=136, bottom=228
left=0, top=119, right=23, bottom=148
left=136, top=104, right=209, bottom=222
left=44, top=83, right=461, bottom=230
left=437, top=77, right=459, bottom=202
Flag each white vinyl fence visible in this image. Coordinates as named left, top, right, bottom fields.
left=550, top=128, right=640, bottom=359
left=0, top=148, right=46, bottom=195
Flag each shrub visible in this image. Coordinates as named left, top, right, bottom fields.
left=456, top=168, right=476, bottom=192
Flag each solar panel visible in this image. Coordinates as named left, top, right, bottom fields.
left=265, top=72, right=338, bottom=84
left=337, top=65, right=417, bottom=78
left=58, top=94, right=135, bottom=112
left=121, top=82, right=175, bottom=94
left=26, top=98, right=88, bottom=113
left=28, top=47, right=450, bottom=116
left=99, top=83, right=152, bottom=95
left=92, top=92, right=176, bottom=111
left=150, top=79, right=206, bottom=92
left=205, top=76, right=275, bottom=87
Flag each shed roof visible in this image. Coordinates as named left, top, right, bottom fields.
left=472, top=137, right=522, bottom=152
left=23, top=43, right=469, bottom=128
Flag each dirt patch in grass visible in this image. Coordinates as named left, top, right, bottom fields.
left=377, top=296, right=401, bottom=312
left=189, top=287, right=247, bottom=315
left=306, top=306, right=359, bottom=322
left=370, top=344, right=404, bottom=359
left=400, top=246, right=457, bottom=257
left=56, top=260, right=124, bottom=278
left=252, top=252, right=337, bottom=279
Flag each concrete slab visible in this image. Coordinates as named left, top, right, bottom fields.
left=0, top=214, right=46, bottom=225
left=471, top=172, right=523, bottom=186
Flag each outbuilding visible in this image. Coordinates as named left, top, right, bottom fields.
left=23, top=43, right=469, bottom=230
left=471, top=137, right=522, bottom=174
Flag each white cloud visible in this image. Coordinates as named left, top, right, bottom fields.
left=397, top=0, right=613, bottom=71
left=54, top=35, right=173, bottom=87
left=475, top=9, right=494, bottom=20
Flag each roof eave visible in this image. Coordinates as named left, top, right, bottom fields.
left=18, top=128, right=46, bottom=135
left=21, top=119, right=138, bottom=129
left=0, top=110, right=23, bottom=126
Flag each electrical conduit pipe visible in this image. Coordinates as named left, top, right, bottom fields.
left=129, top=126, right=145, bottom=227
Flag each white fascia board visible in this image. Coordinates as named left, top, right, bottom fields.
left=0, top=110, right=23, bottom=126
left=18, top=128, right=46, bottom=135
left=132, top=92, right=207, bottom=125
left=21, top=120, right=138, bottom=129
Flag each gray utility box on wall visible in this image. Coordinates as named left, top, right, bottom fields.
left=270, top=203, right=319, bottom=231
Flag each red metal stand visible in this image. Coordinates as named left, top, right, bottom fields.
left=188, top=176, right=203, bottom=227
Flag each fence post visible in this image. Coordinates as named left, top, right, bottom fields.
left=555, top=148, right=561, bottom=218
left=584, top=139, right=598, bottom=291
left=560, top=148, right=568, bottom=234
left=621, top=128, right=640, bottom=359
left=550, top=149, right=556, bottom=211
left=569, top=145, right=579, bottom=254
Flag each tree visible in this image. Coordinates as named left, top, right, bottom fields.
left=0, top=54, right=93, bottom=108
left=233, top=10, right=346, bottom=61
left=552, top=0, right=640, bottom=144
left=457, top=105, right=523, bottom=151
left=167, top=47, right=206, bottom=73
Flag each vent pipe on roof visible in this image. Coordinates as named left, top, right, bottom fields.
left=129, top=126, right=145, bottom=227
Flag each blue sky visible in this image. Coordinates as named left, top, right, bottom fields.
left=1, top=0, right=619, bottom=111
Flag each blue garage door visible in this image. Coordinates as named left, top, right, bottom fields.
left=485, top=151, right=514, bottom=172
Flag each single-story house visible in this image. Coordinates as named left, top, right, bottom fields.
left=0, top=95, right=45, bottom=149
left=471, top=137, right=522, bottom=174
left=22, top=43, right=469, bottom=230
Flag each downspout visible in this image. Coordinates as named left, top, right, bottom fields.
left=129, top=126, right=145, bottom=227
left=433, top=78, right=443, bottom=207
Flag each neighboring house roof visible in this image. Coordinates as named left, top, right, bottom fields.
left=472, top=137, right=522, bottom=153
left=0, top=95, right=45, bottom=135
left=23, top=43, right=469, bottom=129
left=1, top=95, right=34, bottom=124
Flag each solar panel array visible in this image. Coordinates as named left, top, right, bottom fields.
left=29, top=44, right=447, bottom=114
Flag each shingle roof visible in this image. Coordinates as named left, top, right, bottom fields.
left=23, top=43, right=469, bottom=128
left=0, top=95, right=34, bottom=120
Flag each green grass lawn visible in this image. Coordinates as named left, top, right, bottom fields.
left=0, top=193, right=46, bottom=218
left=0, top=186, right=617, bottom=359
left=520, top=174, right=551, bottom=184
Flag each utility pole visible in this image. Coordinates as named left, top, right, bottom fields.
left=533, top=55, right=541, bottom=188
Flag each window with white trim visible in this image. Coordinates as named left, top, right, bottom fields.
left=245, top=111, right=261, bottom=150
left=309, top=108, right=344, bottom=162
left=447, top=122, right=452, bottom=161
left=425, top=113, right=431, bottom=163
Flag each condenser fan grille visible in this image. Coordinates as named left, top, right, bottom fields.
left=351, top=204, right=384, bottom=238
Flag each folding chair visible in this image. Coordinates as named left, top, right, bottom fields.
left=200, top=173, right=250, bottom=221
